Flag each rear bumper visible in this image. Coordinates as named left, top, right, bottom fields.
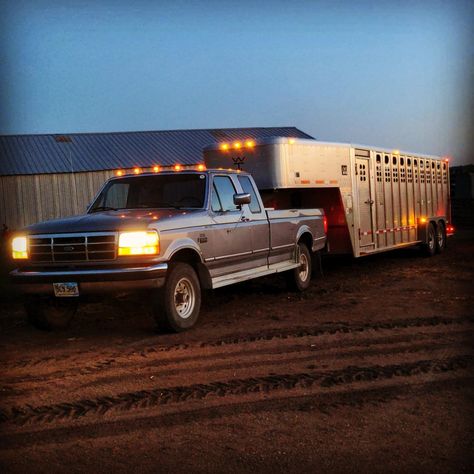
left=9, top=263, right=168, bottom=295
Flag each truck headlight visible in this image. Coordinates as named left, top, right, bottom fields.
left=12, top=236, right=28, bottom=259
left=118, top=231, right=159, bottom=256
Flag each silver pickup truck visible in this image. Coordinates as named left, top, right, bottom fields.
left=10, top=170, right=326, bottom=331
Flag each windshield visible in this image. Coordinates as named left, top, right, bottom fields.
left=90, top=174, right=207, bottom=212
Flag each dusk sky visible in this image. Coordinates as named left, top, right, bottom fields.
left=1, top=0, right=473, bottom=164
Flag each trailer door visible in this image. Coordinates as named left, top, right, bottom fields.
left=356, top=157, right=374, bottom=247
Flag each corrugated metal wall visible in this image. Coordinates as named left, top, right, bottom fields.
left=0, top=166, right=197, bottom=230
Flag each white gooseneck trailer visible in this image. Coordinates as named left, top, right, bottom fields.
left=204, top=138, right=452, bottom=257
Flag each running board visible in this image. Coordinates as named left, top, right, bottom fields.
left=211, top=261, right=300, bottom=289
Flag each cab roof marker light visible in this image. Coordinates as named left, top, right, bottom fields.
left=116, top=170, right=124, bottom=176
left=220, top=143, right=229, bottom=151
left=133, top=167, right=141, bottom=174
left=289, top=138, right=296, bottom=145
left=174, top=164, right=182, bottom=171
left=153, top=166, right=160, bottom=172
left=234, top=142, right=241, bottom=149
left=245, top=140, right=255, bottom=148
left=197, top=164, right=206, bottom=171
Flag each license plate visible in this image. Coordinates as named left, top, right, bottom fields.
left=53, top=282, right=79, bottom=297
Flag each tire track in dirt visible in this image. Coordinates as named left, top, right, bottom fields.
left=1, top=315, right=471, bottom=373
left=1, top=354, right=471, bottom=426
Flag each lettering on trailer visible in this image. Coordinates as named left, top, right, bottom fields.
left=232, top=156, right=246, bottom=170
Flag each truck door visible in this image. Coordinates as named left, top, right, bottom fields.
left=208, top=175, right=254, bottom=277
left=237, top=174, right=270, bottom=269
left=356, top=157, right=375, bottom=247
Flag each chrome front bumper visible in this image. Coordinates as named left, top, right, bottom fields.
left=9, top=263, right=168, bottom=295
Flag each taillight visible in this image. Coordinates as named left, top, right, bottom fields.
left=446, top=225, right=455, bottom=234
left=323, top=216, right=328, bottom=234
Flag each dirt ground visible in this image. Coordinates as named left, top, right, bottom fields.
left=0, top=232, right=473, bottom=473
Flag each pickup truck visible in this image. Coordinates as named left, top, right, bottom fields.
left=10, top=169, right=326, bottom=331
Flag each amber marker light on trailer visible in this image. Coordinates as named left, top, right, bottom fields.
left=289, top=138, right=296, bottom=145
left=419, top=217, right=427, bottom=224
left=12, top=236, right=28, bottom=259
left=118, top=231, right=159, bottom=256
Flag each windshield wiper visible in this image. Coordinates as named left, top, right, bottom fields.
left=89, top=206, right=119, bottom=213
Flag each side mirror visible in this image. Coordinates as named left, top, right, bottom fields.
left=233, top=193, right=251, bottom=206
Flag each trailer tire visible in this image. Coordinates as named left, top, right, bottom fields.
left=422, top=223, right=436, bottom=257
left=435, top=222, right=446, bottom=253
left=152, top=262, right=201, bottom=332
left=286, top=242, right=312, bottom=291
left=24, top=296, right=78, bottom=331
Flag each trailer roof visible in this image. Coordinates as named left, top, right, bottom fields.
left=0, top=127, right=313, bottom=177
left=205, top=137, right=442, bottom=160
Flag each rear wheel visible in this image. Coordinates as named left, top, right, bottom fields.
left=24, top=296, right=78, bottom=331
left=435, top=222, right=446, bottom=253
left=422, top=222, right=436, bottom=257
left=286, top=242, right=312, bottom=291
left=152, top=262, right=201, bottom=332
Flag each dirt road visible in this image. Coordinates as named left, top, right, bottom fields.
left=0, top=233, right=473, bottom=473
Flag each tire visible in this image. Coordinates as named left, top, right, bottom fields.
left=286, top=242, right=312, bottom=291
left=152, top=262, right=201, bottom=332
left=435, top=222, right=446, bottom=253
left=24, top=296, right=78, bottom=331
left=422, top=222, right=436, bottom=257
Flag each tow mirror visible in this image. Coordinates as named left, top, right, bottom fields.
left=233, top=193, right=251, bottom=206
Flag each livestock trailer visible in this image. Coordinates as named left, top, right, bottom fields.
left=204, top=138, right=452, bottom=257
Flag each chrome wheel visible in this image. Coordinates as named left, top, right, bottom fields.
left=174, top=277, right=195, bottom=319
left=298, top=251, right=310, bottom=283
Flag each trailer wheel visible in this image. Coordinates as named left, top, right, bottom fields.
left=422, top=222, right=436, bottom=257
left=435, top=222, right=446, bottom=253
left=286, top=242, right=312, bottom=291
left=24, top=296, right=78, bottom=331
left=152, top=262, right=201, bottom=332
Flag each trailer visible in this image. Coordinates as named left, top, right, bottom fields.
left=204, top=138, right=453, bottom=258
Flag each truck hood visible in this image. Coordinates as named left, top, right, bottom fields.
left=24, top=209, right=204, bottom=234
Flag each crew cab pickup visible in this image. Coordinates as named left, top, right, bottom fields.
left=10, top=170, right=326, bottom=331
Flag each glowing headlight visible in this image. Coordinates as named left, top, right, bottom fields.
left=118, top=231, right=159, bottom=256
left=12, top=236, right=28, bottom=259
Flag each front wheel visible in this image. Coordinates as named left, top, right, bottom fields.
left=24, top=296, right=78, bottom=331
left=152, top=263, right=201, bottom=332
left=286, top=242, right=312, bottom=291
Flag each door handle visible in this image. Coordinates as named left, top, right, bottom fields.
left=240, top=216, right=250, bottom=222
left=364, top=200, right=374, bottom=205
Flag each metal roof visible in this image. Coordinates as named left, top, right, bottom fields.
left=0, top=127, right=313, bottom=176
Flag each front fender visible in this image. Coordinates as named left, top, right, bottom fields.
left=163, top=238, right=204, bottom=262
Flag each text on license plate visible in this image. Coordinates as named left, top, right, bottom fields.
left=53, top=282, right=79, bottom=297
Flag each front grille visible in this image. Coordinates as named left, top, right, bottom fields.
left=29, top=233, right=116, bottom=263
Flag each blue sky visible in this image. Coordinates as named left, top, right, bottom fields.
left=1, top=0, right=472, bottom=164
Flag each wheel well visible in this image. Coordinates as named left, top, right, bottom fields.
left=169, top=248, right=211, bottom=289
left=170, top=248, right=202, bottom=267
left=298, top=232, right=313, bottom=252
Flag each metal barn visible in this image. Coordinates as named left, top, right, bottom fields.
left=0, top=127, right=312, bottom=231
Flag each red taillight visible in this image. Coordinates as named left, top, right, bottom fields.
left=323, top=215, right=328, bottom=234
left=447, top=225, right=455, bottom=234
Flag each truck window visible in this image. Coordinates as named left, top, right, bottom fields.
left=212, top=176, right=238, bottom=212
left=238, top=175, right=261, bottom=213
